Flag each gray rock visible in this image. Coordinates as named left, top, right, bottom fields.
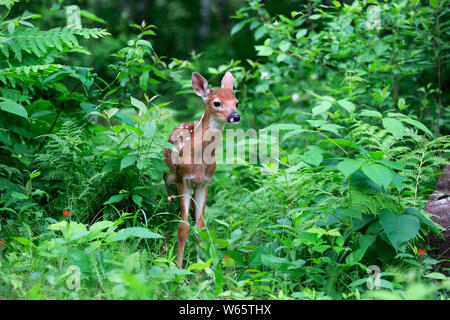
left=425, top=165, right=450, bottom=271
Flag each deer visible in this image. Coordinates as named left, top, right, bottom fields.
left=163, top=71, right=240, bottom=268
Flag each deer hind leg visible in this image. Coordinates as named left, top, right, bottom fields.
left=177, top=180, right=193, bottom=269
left=193, top=185, right=208, bottom=249
left=163, top=173, right=177, bottom=198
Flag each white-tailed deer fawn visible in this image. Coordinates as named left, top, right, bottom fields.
left=164, top=71, right=240, bottom=268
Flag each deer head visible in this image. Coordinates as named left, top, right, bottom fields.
left=192, top=72, right=240, bottom=125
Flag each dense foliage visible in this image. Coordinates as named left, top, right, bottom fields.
left=0, top=0, right=449, bottom=300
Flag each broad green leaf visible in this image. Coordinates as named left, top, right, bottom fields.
left=400, top=118, right=434, bottom=137
left=383, top=118, right=405, bottom=139
left=320, top=123, right=343, bottom=135
left=89, top=221, right=114, bottom=232
left=337, top=100, right=356, bottom=113
left=13, top=237, right=35, bottom=247
left=379, top=209, right=420, bottom=251
left=296, top=29, right=307, bottom=39
left=424, top=272, right=447, bottom=280
left=255, top=45, right=273, bottom=56
left=231, top=20, right=247, bottom=35
left=110, top=227, right=163, bottom=241
left=104, top=194, right=128, bottom=205
left=187, top=258, right=212, bottom=271
left=430, top=0, right=439, bottom=9
left=336, top=208, right=362, bottom=220
left=130, top=96, right=146, bottom=114
left=337, top=159, right=363, bottom=177
left=359, top=110, right=382, bottom=118
left=312, top=101, right=332, bottom=116
left=12, top=192, right=29, bottom=199
left=0, top=98, right=28, bottom=119
left=361, top=164, right=392, bottom=189
left=120, top=155, right=137, bottom=170
left=261, top=254, right=289, bottom=267
left=301, top=147, right=323, bottom=166
left=346, top=235, right=376, bottom=264
left=404, top=207, right=443, bottom=239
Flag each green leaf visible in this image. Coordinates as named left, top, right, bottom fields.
left=301, top=148, right=323, bottom=166
left=424, top=272, right=447, bottom=280
left=231, top=20, right=247, bottom=35
left=254, top=26, right=267, bottom=40
left=337, top=100, right=356, bottom=113
left=187, top=258, right=212, bottom=271
left=261, top=254, right=289, bottom=267
left=312, top=100, right=332, bottom=116
left=336, top=208, right=362, bottom=220
left=110, top=227, right=163, bottom=241
left=80, top=10, right=108, bottom=24
left=400, top=118, right=434, bottom=137
left=12, top=192, right=29, bottom=199
left=383, top=118, right=405, bottom=139
left=0, top=98, right=28, bottom=119
left=104, top=194, right=128, bottom=205
left=430, top=0, right=439, bottom=9
left=404, top=208, right=444, bottom=239
left=379, top=209, right=420, bottom=251
left=296, top=29, right=307, bottom=39
left=361, top=164, right=392, bottom=189
left=255, top=45, right=273, bottom=56
left=337, top=159, right=363, bottom=177
left=359, top=110, right=382, bottom=118
left=13, top=237, right=35, bottom=247
left=130, top=96, right=146, bottom=114
left=346, top=235, right=376, bottom=264
left=89, top=221, right=114, bottom=232
left=120, top=155, right=137, bottom=170
left=320, top=123, right=343, bottom=135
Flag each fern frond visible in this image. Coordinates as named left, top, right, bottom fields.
left=0, top=64, right=63, bottom=86
left=0, top=27, right=110, bottom=62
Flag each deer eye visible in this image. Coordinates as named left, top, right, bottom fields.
left=213, top=101, right=221, bottom=107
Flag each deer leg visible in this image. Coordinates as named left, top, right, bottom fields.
left=193, top=185, right=208, bottom=249
left=163, top=173, right=177, bottom=198
left=177, top=181, right=193, bottom=268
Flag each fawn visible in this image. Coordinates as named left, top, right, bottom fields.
left=163, top=71, right=240, bottom=268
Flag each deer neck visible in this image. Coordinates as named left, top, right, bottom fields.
left=192, top=109, right=225, bottom=158
left=193, top=109, right=225, bottom=135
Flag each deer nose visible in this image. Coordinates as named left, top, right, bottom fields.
left=228, top=112, right=241, bottom=123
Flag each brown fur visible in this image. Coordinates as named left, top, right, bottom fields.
left=163, top=72, right=239, bottom=268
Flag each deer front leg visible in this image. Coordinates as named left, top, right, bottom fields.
left=193, top=185, right=208, bottom=248
left=177, top=181, right=193, bottom=268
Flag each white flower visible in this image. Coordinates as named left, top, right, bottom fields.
left=291, top=93, right=300, bottom=102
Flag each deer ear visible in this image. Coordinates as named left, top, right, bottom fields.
left=192, top=72, right=211, bottom=98
left=221, top=72, right=234, bottom=90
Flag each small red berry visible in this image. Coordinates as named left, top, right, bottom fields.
left=0, top=239, right=5, bottom=246
left=418, top=248, right=426, bottom=256
left=167, top=196, right=172, bottom=203
left=288, top=203, right=292, bottom=207
left=63, top=210, right=70, bottom=217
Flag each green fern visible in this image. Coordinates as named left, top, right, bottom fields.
left=0, top=27, right=109, bottom=62
left=0, top=63, right=63, bottom=86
